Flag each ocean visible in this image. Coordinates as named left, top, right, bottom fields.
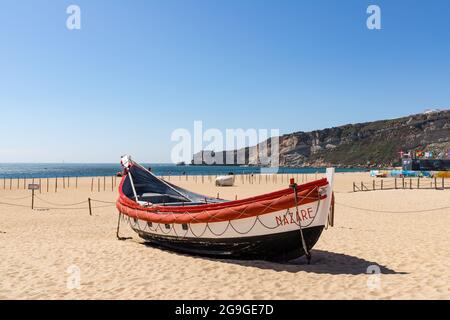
left=0, top=163, right=365, bottom=179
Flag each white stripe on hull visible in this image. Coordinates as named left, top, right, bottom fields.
left=127, top=198, right=329, bottom=239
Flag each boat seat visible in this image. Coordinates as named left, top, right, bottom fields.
left=138, top=192, right=188, bottom=204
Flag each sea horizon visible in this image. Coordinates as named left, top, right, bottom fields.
left=0, top=163, right=366, bottom=179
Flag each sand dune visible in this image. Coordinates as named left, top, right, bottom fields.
left=0, top=173, right=449, bottom=299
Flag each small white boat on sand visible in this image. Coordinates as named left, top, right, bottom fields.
left=215, top=175, right=235, bottom=186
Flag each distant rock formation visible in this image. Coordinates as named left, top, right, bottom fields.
left=192, top=110, right=450, bottom=168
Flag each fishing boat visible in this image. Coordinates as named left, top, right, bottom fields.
left=215, top=174, right=235, bottom=186
left=116, top=155, right=335, bottom=261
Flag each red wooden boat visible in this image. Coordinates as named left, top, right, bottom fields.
left=116, top=155, right=335, bottom=261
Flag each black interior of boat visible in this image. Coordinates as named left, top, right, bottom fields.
left=123, top=165, right=226, bottom=206
left=138, top=192, right=189, bottom=204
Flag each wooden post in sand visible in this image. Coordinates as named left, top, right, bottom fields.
left=63, top=177, right=65, bottom=189
left=39, top=178, right=42, bottom=193
left=417, top=178, right=420, bottom=189
left=3, top=178, right=5, bottom=189
left=31, top=188, right=34, bottom=209
left=55, top=177, right=58, bottom=193
left=47, top=178, right=49, bottom=192
left=373, top=180, right=375, bottom=190
left=76, top=177, right=78, bottom=189
left=103, top=176, right=106, bottom=191
left=91, top=178, right=94, bottom=192
left=111, top=176, right=114, bottom=191
left=381, top=179, right=383, bottom=190
left=88, top=198, right=92, bottom=216
left=9, top=178, right=12, bottom=190
left=434, top=177, right=437, bottom=190
left=394, top=178, right=397, bottom=189
left=409, top=178, right=412, bottom=189
left=98, top=178, right=100, bottom=192
left=353, top=182, right=356, bottom=192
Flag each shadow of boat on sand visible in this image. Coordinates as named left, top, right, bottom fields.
left=212, top=250, right=407, bottom=275
left=142, top=242, right=406, bottom=275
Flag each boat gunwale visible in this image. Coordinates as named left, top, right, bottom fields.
left=116, top=167, right=330, bottom=224
left=117, top=167, right=328, bottom=213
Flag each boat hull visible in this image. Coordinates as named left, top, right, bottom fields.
left=115, top=157, right=336, bottom=262
left=122, top=197, right=329, bottom=261
left=136, top=225, right=324, bottom=261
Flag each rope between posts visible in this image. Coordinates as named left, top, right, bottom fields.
left=0, top=201, right=31, bottom=208
left=33, top=206, right=89, bottom=210
left=90, top=204, right=116, bottom=208
left=33, top=203, right=116, bottom=210
left=33, top=195, right=88, bottom=207
left=336, top=201, right=450, bottom=213
left=0, top=194, right=32, bottom=200
left=90, top=199, right=116, bottom=204
left=0, top=196, right=117, bottom=211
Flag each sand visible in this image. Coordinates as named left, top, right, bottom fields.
left=0, top=173, right=449, bottom=300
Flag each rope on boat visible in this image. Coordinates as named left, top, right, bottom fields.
left=291, top=181, right=311, bottom=264
left=121, top=185, right=323, bottom=263
left=122, top=185, right=323, bottom=233
left=118, top=185, right=324, bottom=225
left=335, top=202, right=450, bottom=213
left=116, top=212, right=132, bottom=240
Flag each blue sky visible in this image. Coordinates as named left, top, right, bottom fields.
left=1, top=0, right=449, bottom=163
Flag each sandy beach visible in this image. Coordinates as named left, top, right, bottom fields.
left=0, top=172, right=449, bottom=300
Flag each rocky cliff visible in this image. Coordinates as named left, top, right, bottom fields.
left=192, top=110, right=450, bottom=168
